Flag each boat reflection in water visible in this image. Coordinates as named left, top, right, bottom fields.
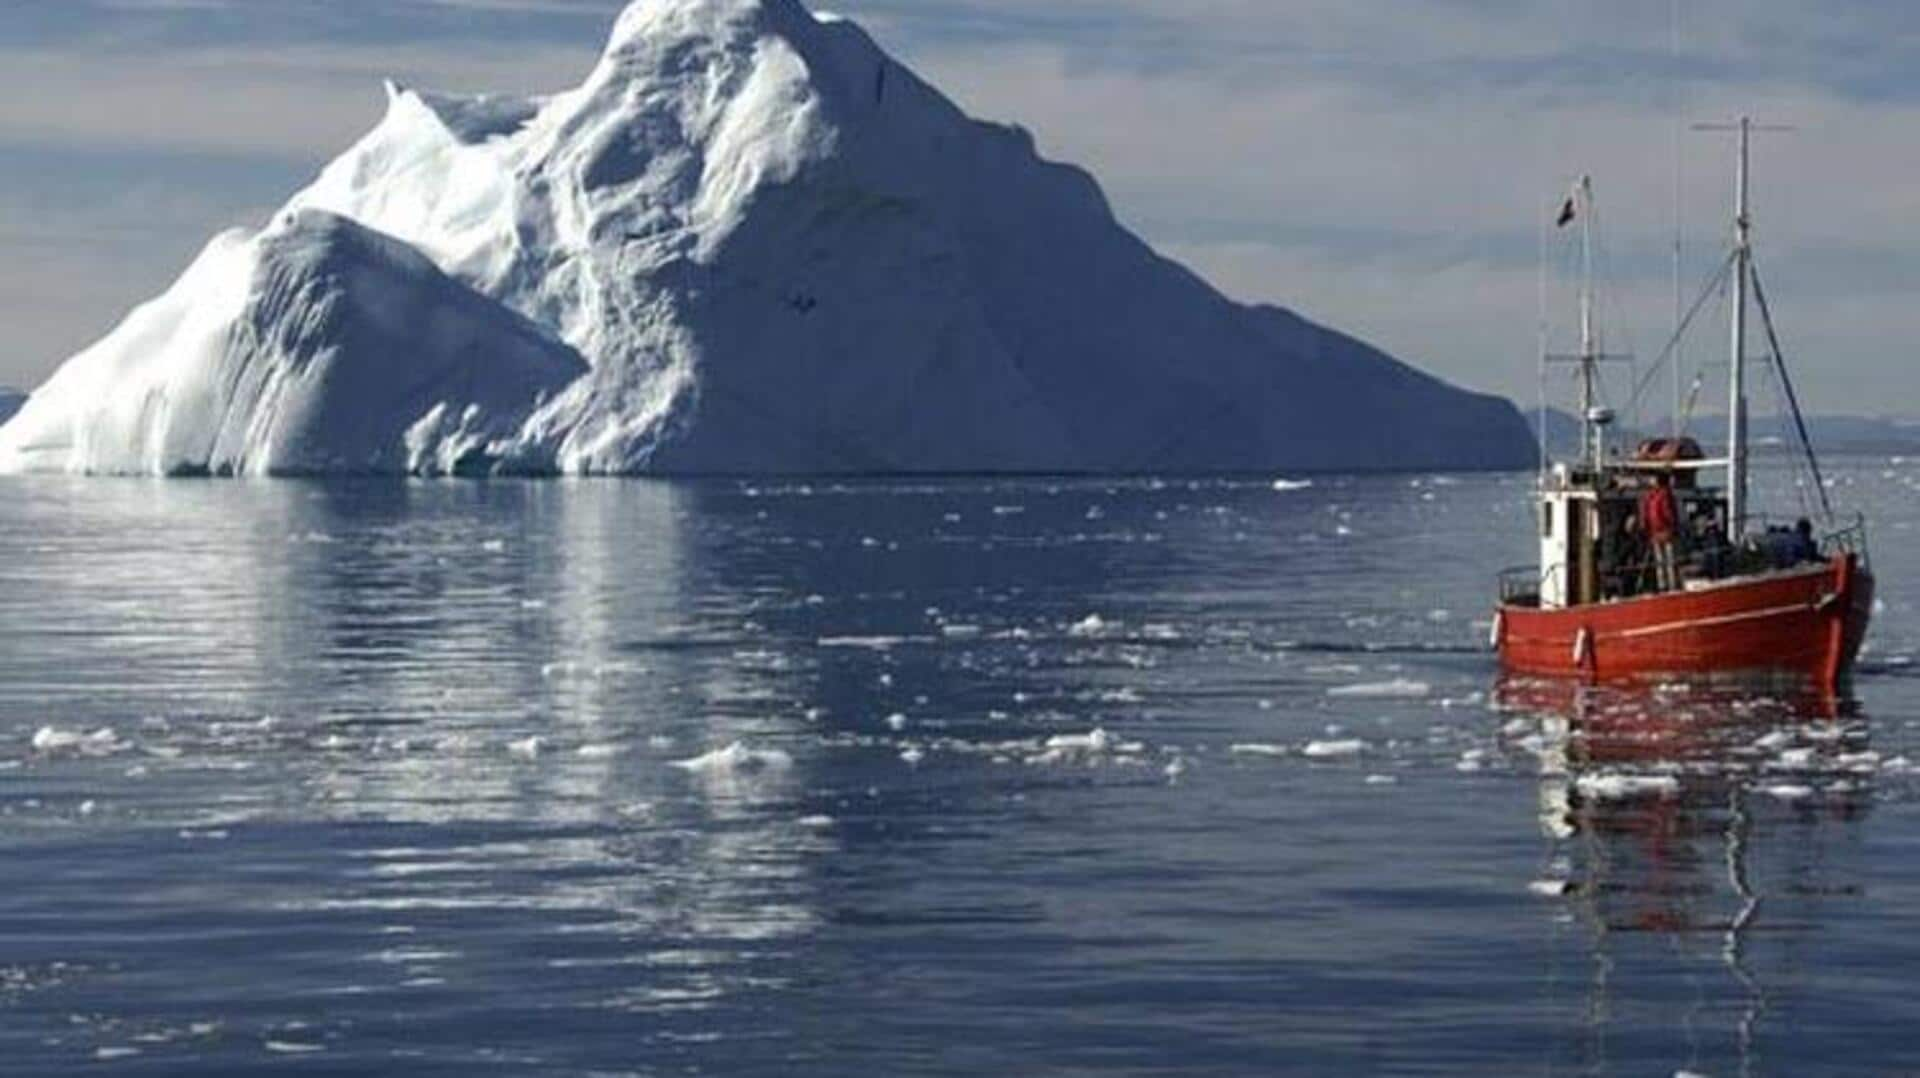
left=1494, top=675, right=1889, bottom=1074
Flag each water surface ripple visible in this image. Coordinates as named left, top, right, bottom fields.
left=2, top=466, right=1917, bottom=1073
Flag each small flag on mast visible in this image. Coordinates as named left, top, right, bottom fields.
left=1555, top=176, right=1587, bottom=229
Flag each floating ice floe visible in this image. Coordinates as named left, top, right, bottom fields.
left=30, top=726, right=126, bottom=756
left=818, top=636, right=909, bottom=650
left=1775, top=747, right=1818, bottom=769
left=1067, top=614, right=1112, bottom=638
left=576, top=743, right=619, bottom=760
left=1326, top=678, right=1431, bottom=699
left=672, top=742, right=794, bottom=776
left=1046, top=729, right=1113, bottom=752
left=1528, top=879, right=1575, bottom=897
left=1230, top=743, right=1289, bottom=758
left=1574, top=772, right=1681, bottom=800
left=507, top=736, right=545, bottom=759
left=1027, top=727, right=1147, bottom=766
left=1762, top=783, right=1817, bottom=801
left=1272, top=478, right=1315, bottom=492
left=1303, top=739, right=1366, bottom=758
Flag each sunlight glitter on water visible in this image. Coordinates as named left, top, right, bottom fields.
left=2, top=465, right=1918, bottom=1073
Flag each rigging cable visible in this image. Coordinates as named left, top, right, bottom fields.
left=1626, top=249, right=1737, bottom=420
left=1748, top=257, right=1836, bottom=525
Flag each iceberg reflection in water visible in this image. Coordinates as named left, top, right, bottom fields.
left=0, top=467, right=1917, bottom=1073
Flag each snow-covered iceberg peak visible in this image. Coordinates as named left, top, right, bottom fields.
left=6, top=0, right=1534, bottom=476
left=0, top=211, right=585, bottom=476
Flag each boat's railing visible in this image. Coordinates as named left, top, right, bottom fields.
left=1739, top=512, right=1870, bottom=568
left=1498, top=563, right=1557, bottom=606
left=1823, top=513, right=1871, bottom=569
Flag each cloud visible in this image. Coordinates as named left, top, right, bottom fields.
left=0, top=41, right=596, bottom=160
left=853, top=2, right=1920, bottom=413
left=1, top=0, right=1916, bottom=415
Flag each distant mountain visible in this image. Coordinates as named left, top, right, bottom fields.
left=0, top=0, right=1533, bottom=476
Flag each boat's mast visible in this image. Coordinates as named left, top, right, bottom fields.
left=1578, top=176, right=1601, bottom=471
left=1727, top=118, right=1752, bottom=536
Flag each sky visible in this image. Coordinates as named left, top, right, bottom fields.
left=1, top=0, right=1914, bottom=418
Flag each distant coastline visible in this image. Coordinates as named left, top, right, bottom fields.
left=1527, top=408, right=1920, bottom=457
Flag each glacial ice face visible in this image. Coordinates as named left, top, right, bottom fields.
left=4, top=0, right=1533, bottom=476
left=0, top=211, right=585, bottom=475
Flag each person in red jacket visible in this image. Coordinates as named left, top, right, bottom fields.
left=1639, top=474, right=1680, bottom=592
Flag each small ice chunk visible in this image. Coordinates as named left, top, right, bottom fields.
left=885, top=713, right=908, bottom=732
left=900, top=746, right=925, bottom=766
left=1045, top=728, right=1113, bottom=753
left=1575, top=772, right=1681, bottom=800
left=576, top=743, right=618, bottom=760
left=1326, top=679, right=1430, bottom=699
left=1364, top=774, right=1398, bottom=786
left=1272, top=478, right=1314, bottom=492
left=1528, top=879, right=1575, bottom=897
left=1230, top=743, right=1289, bottom=758
left=31, top=726, right=123, bottom=755
left=672, top=742, right=794, bottom=775
left=507, top=736, right=544, bottom=759
left=1776, top=747, right=1817, bottom=768
left=1303, top=739, right=1366, bottom=758
left=1067, top=614, right=1111, bottom=638
left=1163, top=757, right=1188, bottom=781
left=1763, top=783, right=1816, bottom=801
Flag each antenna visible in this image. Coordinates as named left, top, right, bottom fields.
left=1691, top=118, right=1793, bottom=537
left=1670, top=0, right=1683, bottom=438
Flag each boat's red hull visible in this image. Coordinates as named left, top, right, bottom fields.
left=1496, top=554, right=1873, bottom=688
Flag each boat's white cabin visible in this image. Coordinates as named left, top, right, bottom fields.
left=1530, top=439, right=1730, bottom=611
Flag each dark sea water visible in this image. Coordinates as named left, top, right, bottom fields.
left=3, top=461, right=1917, bottom=1075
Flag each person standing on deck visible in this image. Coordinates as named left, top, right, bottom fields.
left=1639, top=474, right=1680, bottom=592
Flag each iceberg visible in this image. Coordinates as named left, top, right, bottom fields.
left=0, top=0, right=1534, bottom=476
left=0, top=212, right=584, bottom=475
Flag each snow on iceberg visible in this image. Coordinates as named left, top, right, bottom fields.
left=3, top=0, right=1534, bottom=476
left=0, top=211, right=584, bottom=476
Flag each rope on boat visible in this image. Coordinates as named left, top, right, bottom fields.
left=1626, top=248, right=1737, bottom=422
left=1748, top=258, right=1837, bottom=527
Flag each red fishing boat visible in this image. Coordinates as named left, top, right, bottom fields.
left=1493, top=119, right=1873, bottom=690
